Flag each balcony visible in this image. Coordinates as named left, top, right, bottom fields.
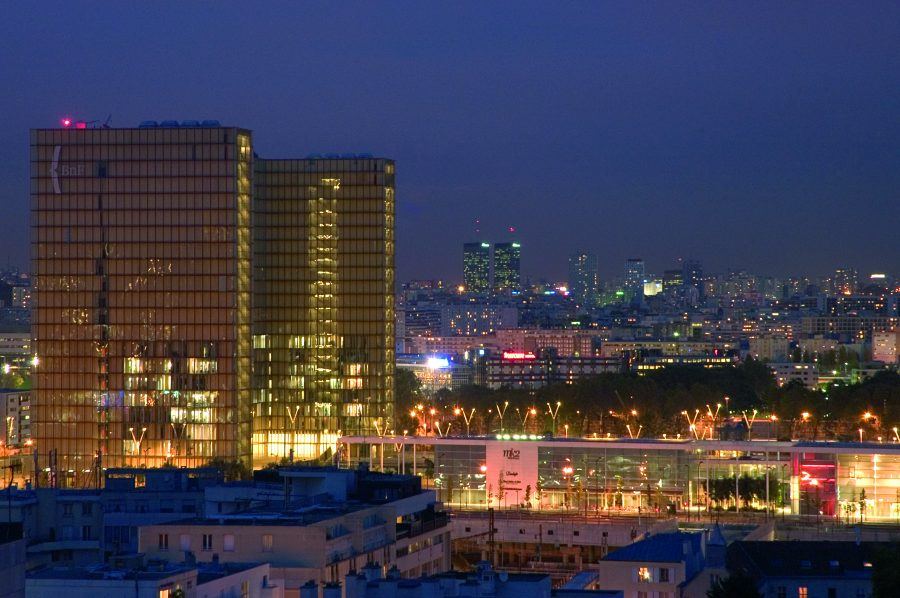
left=396, top=511, right=449, bottom=540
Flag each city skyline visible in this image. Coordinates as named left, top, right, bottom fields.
left=2, top=3, right=900, bottom=282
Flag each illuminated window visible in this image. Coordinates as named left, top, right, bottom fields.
left=262, top=533, right=273, bottom=552
left=798, top=588, right=808, bottom=598
left=638, top=566, right=651, bottom=582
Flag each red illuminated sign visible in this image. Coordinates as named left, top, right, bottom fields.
left=502, top=351, right=536, bottom=361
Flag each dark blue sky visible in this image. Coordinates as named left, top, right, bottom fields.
left=2, top=2, right=899, bottom=282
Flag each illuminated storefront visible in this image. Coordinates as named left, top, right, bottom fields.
left=340, top=435, right=900, bottom=520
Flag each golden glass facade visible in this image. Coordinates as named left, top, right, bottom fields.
left=251, top=158, right=395, bottom=463
left=31, top=127, right=254, bottom=485
left=31, top=128, right=395, bottom=483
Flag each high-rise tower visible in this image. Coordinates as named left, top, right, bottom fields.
left=463, top=242, right=491, bottom=294
left=493, top=242, right=521, bottom=293
left=251, top=157, right=395, bottom=463
left=569, top=251, right=599, bottom=307
left=624, top=258, right=645, bottom=296
left=31, top=125, right=254, bottom=484
left=31, top=122, right=395, bottom=484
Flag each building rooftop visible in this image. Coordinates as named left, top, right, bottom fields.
left=28, top=559, right=262, bottom=584
left=603, top=531, right=702, bottom=564
left=729, top=541, right=891, bottom=578
left=29, top=562, right=193, bottom=582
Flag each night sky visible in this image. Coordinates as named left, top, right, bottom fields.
left=2, top=2, right=899, bottom=282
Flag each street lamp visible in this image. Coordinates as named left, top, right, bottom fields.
left=455, top=407, right=476, bottom=437
left=547, top=401, right=562, bottom=436
left=496, top=401, right=510, bottom=434
left=683, top=409, right=701, bottom=440
left=741, top=409, right=758, bottom=440
left=706, top=403, right=722, bottom=439
left=697, top=460, right=705, bottom=520
left=562, top=462, right=574, bottom=511
left=518, top=407, right=537, bottom=433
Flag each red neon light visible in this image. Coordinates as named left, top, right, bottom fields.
left=502, top=351, right=536, bottom=360
left=61, top=118, right=72, bottom=128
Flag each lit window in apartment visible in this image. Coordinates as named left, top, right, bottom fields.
left=262, top=533, right=274, bottom=552
left=798, top=588, right=808, bottom=598
left=638, top=567, right=651, bottom=582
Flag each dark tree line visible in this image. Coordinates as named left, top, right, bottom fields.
left=397, top=361, right=900, bottom=440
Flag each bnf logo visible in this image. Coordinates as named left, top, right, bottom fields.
left=50, top=145, right=85, bottom=194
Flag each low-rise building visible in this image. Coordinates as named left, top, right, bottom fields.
left=0, top=467, right=223, bottom=568
left=590, top=529, right=726, bottom=598
left=873, top=330, right=899, bottom=364
left=27, top=556, right=278, bottom=598
left=484, top=352, right=622, bottom=389
left=727, top=541, right=880, bottom=598
left=396, top=355, right=473, bottom=395
left=0, top=523, right=26, bottom=598
left=769, top=362, right=819, bottom=389
left=343, top=561, right=622, bottom=598
left=139, top=468, right=451, bottom=593
left=748, top=336, right=790, bottom=362
left=100, top=467, right=223, bottom=558
left=0, top=390, right=29, bottom=446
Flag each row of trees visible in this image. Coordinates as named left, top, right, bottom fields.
left=397, top=361, right=900, bottom=439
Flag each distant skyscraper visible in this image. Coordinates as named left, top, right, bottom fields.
left=493, top=242, right=521, bottom=293
left=682, top=259, right=704, bottom=299
left=463, top=242, right=491, bottom=294
left=31, top=123, right=395, bottom=484
left=624, top=258, right=645, bottom=295
left=569, top=251, right=599, bottom=307
left=833, top=268, right=858, bottom=296
left=663, top=269, right=683, bottom=291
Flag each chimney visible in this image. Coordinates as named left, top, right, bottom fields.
left=362, top=561, right=382, bottom=582
left=299, top=580, right=318, bottom=598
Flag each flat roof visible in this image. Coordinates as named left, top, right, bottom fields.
left=29, top=564, right=192, bottom=581
left=340, top=435, right=900, bottom=455
left=151, top=502, right=376, bottom=527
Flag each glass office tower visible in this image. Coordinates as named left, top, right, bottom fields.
left=31, top=124, right=396, bottom=483
left=31, top=126, right=253, bottom=485
left=251, top=157, right=395, bottom=464
left=462, top=242, right=491, bottom=294
left=492, top=242, right=521, bottom=293
left=568, top=251, right=599, bottom=308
